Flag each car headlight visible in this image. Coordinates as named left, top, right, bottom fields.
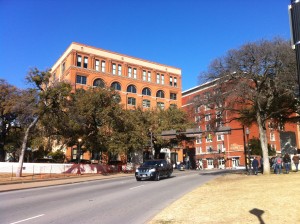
left=149, top=168, right=156, bottom=172
left=135, top=168, right=139, bottom=172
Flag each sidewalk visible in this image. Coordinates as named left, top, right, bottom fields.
left=0, top=173, right=132, bottom=192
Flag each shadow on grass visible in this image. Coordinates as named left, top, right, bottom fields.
left=199, top=169, right=246, bottom=176
left=250, top=208, right=265, bottom=224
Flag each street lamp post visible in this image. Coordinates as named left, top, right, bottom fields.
left=77, top=138, right=82, bottom=175
left=245, top=128, right=251, bottom=174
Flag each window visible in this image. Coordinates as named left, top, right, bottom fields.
left=196, top=146, right=202, bottom=155
left=128, top=97, right=136, bottom=106
left=156, top=90, right=165, bottom=98
left=148, top=71, right=151, bottom=82
left=161, top=74, right=164, bottom=84
left=127, top=85, right=136, bottom=93
left=270, top=132, right=275, bottom=141
left=170, top=104, right=177, bottom=109
left=205, top=114, right=211, bottom=121
left=196, top=136, right=202, bottom=144
left=133, top=68, right=137, bottom=79
left=157, top=102, right=165, bottom=109
left=174, top=77, right=177, bottom=87
left=112, top=63, right=116, bottom=75
left=142, top=87, right=151, bottom=96
left=93, top=78, right=105, bottom=88
left=217, top=144, right=224, bottom=153
left=195, top=115, right=201, bottom=123
left=118, top=65, right=122, bottom=76
left=128, top=67, right=132, bottom=78
left=83, top=57, right=88, bottom=69
left=76, top=75, right=87, bottom=85
left=206, top=124, right=211, bottom=131
left=111, top=82, right=121, bottom=91
left=217, top=134, right=224, bottom=141
left=143, top=99, right=150, bottom=108
left=206, top=133, right=213, bottom=142
left=77, top=55, right=82, bottom=67
left=170, top=93, right=177, bottom=100
left=61, top=62, right=65, bottom=73
left=156, top=73, right=160, bottom=84
left=101, top=61, right=106, bottom=72
left=142, top=70, right=146, bottom=81
left=195, top=106, right=200, bottom=113
left=170, top=76, right=173, bottom=86
left=95, top=60, right=99, bottom=71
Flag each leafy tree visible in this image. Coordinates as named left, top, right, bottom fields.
left=249, top=137, right=276, bottom=157
left=16, top=68, right=72, bottom=177
left=199, top=38, right=297, bottom=174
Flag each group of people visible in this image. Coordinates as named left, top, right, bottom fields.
left=251, top=153, right=299, bottom=175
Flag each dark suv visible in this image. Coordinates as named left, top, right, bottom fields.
left=135, top=159, right=173, bottom=181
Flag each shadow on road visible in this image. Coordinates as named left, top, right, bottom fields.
left=199, top=169, right=246, bottom=176
left=250, top=208, right=265, bottom=224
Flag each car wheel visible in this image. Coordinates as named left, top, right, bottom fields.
left=155, top=172, right=160, bottom=181
left=167, top=172, right=172, bottom=178
left=136, top=177, right=141, bottom=181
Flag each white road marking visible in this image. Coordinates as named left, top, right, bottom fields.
left=10, top=214, right=45, bottom=224
left=129, top=185, right=145, bottom=190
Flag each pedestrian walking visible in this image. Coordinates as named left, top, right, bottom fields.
left=260, top=157, right=264, bottom=174
left=252, top=157, right=259, bottom=175
left=283, top=153, right=291, bottom=174
left=292, top=153, right=299, bottom=172
left=274, top=155, right=282, bottom=174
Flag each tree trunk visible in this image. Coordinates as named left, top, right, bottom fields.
left=16, top=116, right=39, bottom=177
left=256, top=113, right=270, bottom=175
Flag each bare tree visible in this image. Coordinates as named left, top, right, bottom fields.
left=199, top=38, right=297, bottom=175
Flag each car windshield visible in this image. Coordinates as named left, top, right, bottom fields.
left=143, top=160, right=160, bottom=166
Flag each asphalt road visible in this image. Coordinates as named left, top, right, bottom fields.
left=1, top=170, right=219, bottom=224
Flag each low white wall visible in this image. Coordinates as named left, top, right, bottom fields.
left=0, top=162, right=119, bottom=174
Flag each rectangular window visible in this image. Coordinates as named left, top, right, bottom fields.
left=217, top=144, right=224, bottom=153
left=148, top=71, right=151, bottom=82
left=196, top=146, right=202, bottom=155
left=217, top=135, right=224, bottom=141
left=101, top=61, right=106, bottom=72
left=128, top=67, right=132, bottom=78
left=143, top=70, right=146, bottom=81
left=174, top=77, right=177, bottom=87
left=118, top=65, right=122, bottom=76
left=157, top=102, right=165, bottom=109
left=156, top=73, right=160, bottom=84
left=161, top=74, right=164, bottom=85
left=270, top=132, right=275, bottom=141
left=170, top=76, right=173, bottom=86
left=196, top=136, right=202, bottom=144
left=76, top=75, right=87, bottom=85
left=77, top=55, right=82, bottom=67
left=127, top=97, right=136, bottom=106
left=112, top=63, right=116, bottom=75
left=133, top=68, right=137, bottom=79
left=206, top=124, right=211, bottom=131
left=195, top=115, right=201, bottom=123
left=95, top=60, right=99, bottom=71
left=143, top=99, right=151, bottom=108
left=61, top=62, right=65, bottom=73
left=83, top=57, right=88, bottom=69
left=170, top=93, right=177, bottom=100
left=205, top=114, right=211, bottom=121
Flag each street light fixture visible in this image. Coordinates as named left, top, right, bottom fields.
left=77, top=138, right=82, bottom=164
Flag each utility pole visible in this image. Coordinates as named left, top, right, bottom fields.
left=289, top=0, right=300, bottom=97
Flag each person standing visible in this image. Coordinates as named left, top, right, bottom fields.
left=260, top=157, right=264, bottom=174
left=292, top=153, right=299, bottom=172
left=252, top=157, right=259, bottom=175
left=274, top=155, right=282, bottom=174
left=283, top=153, right=291, bottom=174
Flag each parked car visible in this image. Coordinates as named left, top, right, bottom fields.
left=135, top=159, right=173, bottom=181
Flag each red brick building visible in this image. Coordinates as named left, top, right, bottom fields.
left=181, top=80, right=300, bottom=169
left=50, top=42, right=182, bottom=163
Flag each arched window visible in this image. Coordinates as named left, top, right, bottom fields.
left=111, top=82, right=121, bottom=91
left=156, top=90, right=165, bottom=98
left=93, top=78, right=105, bottom=88
left=142, top=87, right=151, bottom=96
left=127, top=85, right=137, bottom=93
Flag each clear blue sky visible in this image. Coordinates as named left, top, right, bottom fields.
left=0, top=0, right=292, bottom=91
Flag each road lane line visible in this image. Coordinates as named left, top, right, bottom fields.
left=10, top=214, right=45, bottom=224
left=129, top=185, right=145, bottom=190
